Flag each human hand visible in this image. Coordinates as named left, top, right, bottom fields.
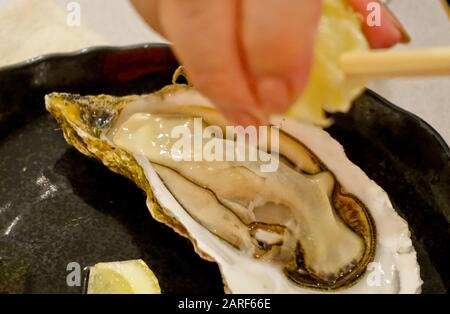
left=132, top=0, right=406, bottom=125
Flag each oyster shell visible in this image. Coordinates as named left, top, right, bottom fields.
left=45, top=83, right=422, bottom=293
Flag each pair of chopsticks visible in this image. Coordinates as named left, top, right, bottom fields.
left=340, top=47, right=450, bottom=78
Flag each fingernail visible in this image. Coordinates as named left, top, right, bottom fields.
left=228, top=111, right=261, bottom=127
left=379, top=1, right=410, bottom=43
left=221, top=105, right=268, bottom=126
left=246, top=106, right=270, bottom=126
left=256, top=77, right=291, bottom=115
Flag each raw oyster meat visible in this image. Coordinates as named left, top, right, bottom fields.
left=45, top=82, right=422, bottom=293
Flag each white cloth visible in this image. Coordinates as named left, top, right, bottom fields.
left=0, top=0, right=448, bottom=143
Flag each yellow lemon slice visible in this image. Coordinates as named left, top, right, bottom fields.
left=288, top=0, right=369, bottom=126
left=87, top=259, right=161, bottom=294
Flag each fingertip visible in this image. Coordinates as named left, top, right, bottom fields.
left=256, top=77, right=291, bottom=115
left=366, top=27, right=402, bottom=49
left=349, top=0, right=407, bottom=49
left=225, top=110, right=265, bottom=127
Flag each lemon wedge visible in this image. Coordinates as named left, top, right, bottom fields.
left=87, top=259, right=161, bottom=294
left=288, top=0, right=369, bottom=126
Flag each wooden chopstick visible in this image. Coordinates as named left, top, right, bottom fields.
left=340, top=47, right=450, bottom=79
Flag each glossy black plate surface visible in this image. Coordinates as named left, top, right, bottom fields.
left=0, top=44, right=448, bottom=294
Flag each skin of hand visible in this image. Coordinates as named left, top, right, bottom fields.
left=131, top=0, right=406, bottom=125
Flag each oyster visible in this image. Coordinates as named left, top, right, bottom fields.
left=45, top=82, right=422, bottom=293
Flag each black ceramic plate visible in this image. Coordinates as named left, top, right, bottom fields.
left=0, top=44, right=448, bottom=294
